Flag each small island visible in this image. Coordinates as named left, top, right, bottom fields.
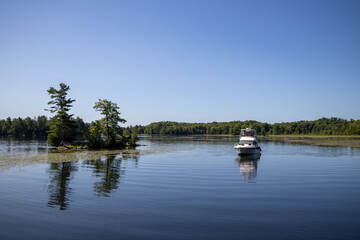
left=45, top=83, right=139, bottom=150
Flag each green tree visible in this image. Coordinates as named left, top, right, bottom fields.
left=87, top=120, right=104, bottom=148
left=24, top=117, right=35, bottom=138
left=11, top=117, right=25, bottom=137
left=129, top=131, right=140, bottom=147
left=46, top=83, right=76, bottom=146
left=35, top=115, right=50, bottom=138
left=89, top=99, right=126, bottom=147
left=74, top=117, right=89, bottom=140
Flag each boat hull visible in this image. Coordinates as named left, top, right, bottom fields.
left=235, top=146, right=261, bottom=155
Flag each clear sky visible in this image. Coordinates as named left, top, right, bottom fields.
left=1, top=0, right=359, bottom=126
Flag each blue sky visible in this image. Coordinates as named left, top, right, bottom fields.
left=1, top=0, right=359, bottom=126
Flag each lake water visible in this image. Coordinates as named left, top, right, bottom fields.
left=0, top=136, right=360, bottom=240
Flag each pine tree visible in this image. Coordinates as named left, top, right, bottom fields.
left=46, top=83, right=76, bottom=146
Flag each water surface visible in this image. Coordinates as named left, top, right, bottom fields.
left=0, top=136, right=359, bottom=240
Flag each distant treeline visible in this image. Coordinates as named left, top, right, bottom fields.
left=129, top=117, right=360, bottom=136
left=1, top=117, right=360, bottom=139
left=0, top=116, right=89, bottom=139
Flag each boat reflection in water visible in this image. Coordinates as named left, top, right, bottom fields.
left=235, top=153, right=261, bottom=183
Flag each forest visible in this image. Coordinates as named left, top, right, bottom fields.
left=0, top=116, right=88, bottom=139
left=132, top=118, right=360, bottom=136
left=2, top=116, right=360, bottom=139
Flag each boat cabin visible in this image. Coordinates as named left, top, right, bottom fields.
left=240, top=128, right=257, bottom=137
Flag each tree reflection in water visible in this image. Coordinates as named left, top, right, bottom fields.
left=235, top=154, right=261, bottom=183
left=84, top=151, right=140, bottom=197
left=46, top=151, right=140, bottom=210
left=47, top=162, right=78, bottom=210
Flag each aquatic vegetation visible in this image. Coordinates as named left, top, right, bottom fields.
left=0, top=149, right=140, bottom=171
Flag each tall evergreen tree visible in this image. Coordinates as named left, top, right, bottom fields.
left=46, top=83, right=76, bottom=146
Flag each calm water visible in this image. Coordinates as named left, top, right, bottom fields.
left=0, top=136, right=360, bottom=240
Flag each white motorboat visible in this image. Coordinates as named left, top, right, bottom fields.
left=234, top=128, right=261, bottom=155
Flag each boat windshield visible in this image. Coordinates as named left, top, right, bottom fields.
left=239, top=140, right=255, bottom=145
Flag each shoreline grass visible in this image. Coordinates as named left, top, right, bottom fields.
left=260, top=135, right=360, bottom=148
